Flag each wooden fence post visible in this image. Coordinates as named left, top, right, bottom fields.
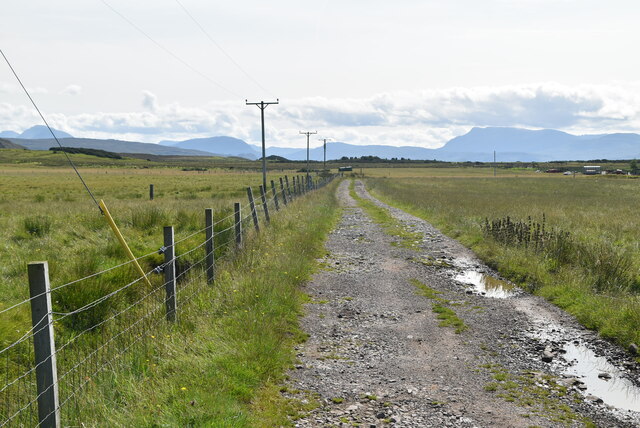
left=163, top=226, right=177, bottom=322
left=270, top=180, right=280, bottom=211
left=28, top=262, right=60, bottom=428
left=285, top=175, right=292, bottom=199
left=149, top=184, right=154, bottom=200
left=234, top=202, right=242, bottom=247
left=205, top=208, right=215, bottom=285
left=259, top=185, right=271, bottom=224
left=279, top=177, right=288, bottom=205
left=246, top=187, right=260, bottom=232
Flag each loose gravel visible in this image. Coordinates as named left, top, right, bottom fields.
left=284, top=180, right=640, bottom=427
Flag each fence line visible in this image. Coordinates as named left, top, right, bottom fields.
left=0, top=172, right=337, bottom=427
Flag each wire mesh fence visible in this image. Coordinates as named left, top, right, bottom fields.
left=0, top=173, right=336, bottom=427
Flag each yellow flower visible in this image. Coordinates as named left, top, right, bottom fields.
left=181, top=387, right=187, bottom=391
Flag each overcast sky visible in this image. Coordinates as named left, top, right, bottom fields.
left=2, top=0, right=640, bottom=148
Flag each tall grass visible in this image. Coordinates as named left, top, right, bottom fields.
left=1, top=167, right=331, bottom=425
left=73, top=180, right=340, bottom=426
left=366, top=174, right=640, bottom=349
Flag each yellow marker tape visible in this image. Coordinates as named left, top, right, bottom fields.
left=99, top=200, right=153, bottom=287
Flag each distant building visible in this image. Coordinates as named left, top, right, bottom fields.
left=338, top=166, right=353, bottom=172
left=583, top=166, right=601, bottom=175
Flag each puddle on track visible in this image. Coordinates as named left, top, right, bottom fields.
left=454, top=271, right=516, bottom=298
left=562, top=342, right=640, bottom=412
left=532, top=323, right=640, bottom=413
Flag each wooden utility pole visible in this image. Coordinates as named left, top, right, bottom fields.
left=300, top=131, right=317, bottom=189
left=246, top=99, right=279, bottom=190
left=318, top=137, right=331, bottom=171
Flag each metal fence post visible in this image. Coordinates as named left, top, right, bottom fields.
left=28, top=262, right=60, bottom=428
left=149, top=184, right=154, bottom=200
left=205, top=208, right=215, bottom=285
left=279, top=177, right=288, bottom=205
left=234, top=202, right=242, bottom=247
left=259, top=185, right=270, bottom=224
left=270, top=180, right=280, bottom=211
left=163, top=226, right=177, bottom=322
left=246, top=187, right=260, bottom=232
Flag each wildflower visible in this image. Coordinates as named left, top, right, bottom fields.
left=181, top=387, right=187, bottom=391
left=151, top=335, right=155, bottom=339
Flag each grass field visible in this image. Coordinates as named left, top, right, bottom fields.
left=0, top=155, right=339, bottom=426
left=365, top=170, right=640, bottom=350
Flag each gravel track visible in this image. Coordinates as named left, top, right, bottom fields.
left=285, top=180, right=640, bottom=428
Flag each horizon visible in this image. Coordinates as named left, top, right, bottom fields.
left=3, top=124, right=637, bottom=151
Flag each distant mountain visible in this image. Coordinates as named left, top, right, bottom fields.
left=0, top=138, right=26, bottom=149
left=6, top=125, right=74, bottom=139
left=0, top=131, right=20, bottom=138
left=272, top=142, right=437, bottom=161
left=160, top=136, right=259, bottom=159
left=435, top=127, right=640, bottom=161
left=2, top=127, right=638, bottom=161
left=7, top=138, right=215, bottom=157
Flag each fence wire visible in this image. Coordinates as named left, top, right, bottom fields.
left=0, top=174, right=336, bottom=427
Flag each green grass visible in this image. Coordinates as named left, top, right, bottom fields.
left=410, top=279, right=468, bottom=333
left=79, top=180, right=341, bottom=426
left=367, top=173, right=640, bottom=349
left=0, top=160, right=340, bottom=426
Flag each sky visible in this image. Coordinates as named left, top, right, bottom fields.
left=2, top=0, right=640, bottom=149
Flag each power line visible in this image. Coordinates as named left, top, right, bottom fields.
left=0, top=48, right=101, bottom=211
left=173, top=0, right=274, bottom=98
left=100, top=0, right=241, bottom=98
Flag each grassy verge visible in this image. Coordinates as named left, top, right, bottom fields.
left=59, top=181, right=341, bottom=426
left=366, top=177, right=640, bottom=351
left=410, top=278, right=468, bottom=333
left=348, top=180, right=421, bottom=249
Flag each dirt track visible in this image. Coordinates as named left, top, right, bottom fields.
left=285, top=180, right=640, bottom=428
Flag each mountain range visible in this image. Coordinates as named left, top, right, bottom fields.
left=2, top=125, right=640, bottom=161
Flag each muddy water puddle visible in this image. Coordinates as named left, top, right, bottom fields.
left=454, top=271, right=517, bottom=298
left=532, top=323, right=640, bottom=413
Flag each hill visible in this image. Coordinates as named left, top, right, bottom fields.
left=7, top=138, right=216, bottom=157
left=0, top=138, right=26, bottom=149
left=160, top=136, right=258, bottom=159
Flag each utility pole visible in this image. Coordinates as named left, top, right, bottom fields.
left=493, top=150, right=496, bottom=177
left=246, top=99, right=279, bottom=191
left=318, top=137, right=332, bottom=171
left=300, top=130, right=317, bottom=188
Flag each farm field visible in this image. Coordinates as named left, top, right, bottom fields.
left=0, top=159, right=339, bottom=426
left=365, top=169, right=640, bottom=348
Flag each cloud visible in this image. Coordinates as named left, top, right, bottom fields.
left=1, top=82, right=640, bottom=148
left=61, top=84, right=82, bottom=96
left=141, top=90, right=158, bottom=112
